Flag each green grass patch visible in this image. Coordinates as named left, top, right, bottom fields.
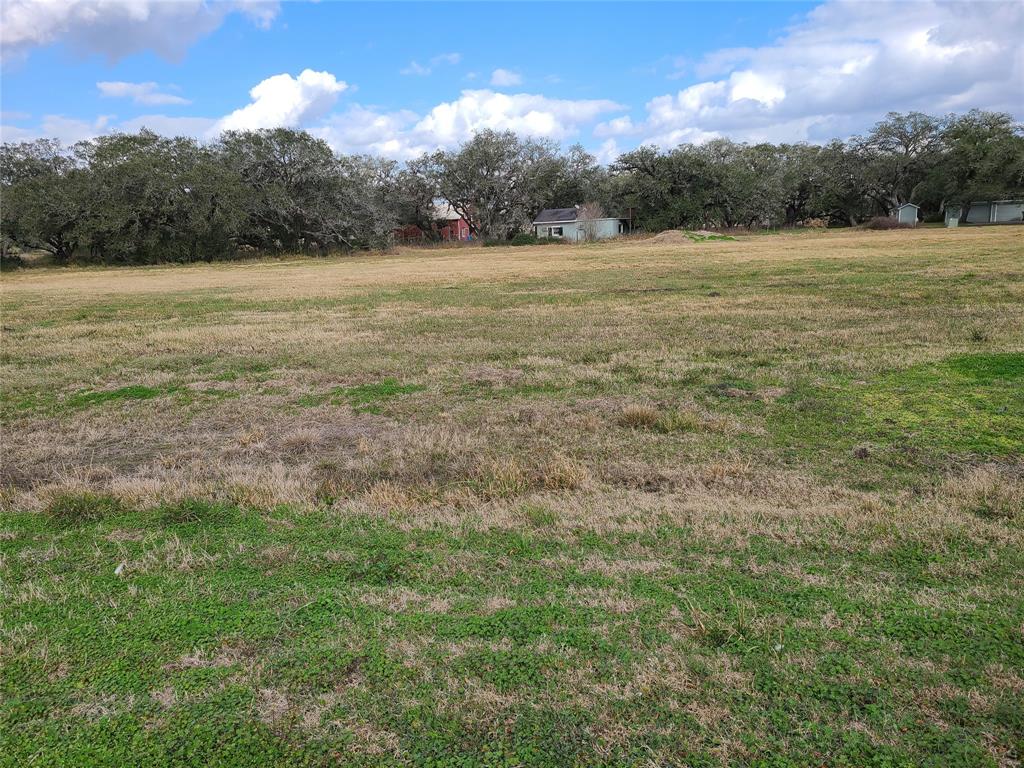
left=858, top=352, right=1024, bottom=456
left=65, top=384, right=181, bottom=409
left=767, top=352, right=1024, bottom=483
left=2, top=505, right=1022, bottom=766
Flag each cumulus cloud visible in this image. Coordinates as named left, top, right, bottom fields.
left=316, top=90, right=624, bottom=159
left=401, top=52, right=461, bottom=76
left=215, top=69, right=348, bottom=133
left=2, top=76, right=624, bottom=159
left=1, top=0, right=279, bottom=63
left=415, top=90, right=622, bottom=146
left=313, top=105, right=422, bottom=157
left=97, top=81, right=190, bottom=106
left=490, top=68, right=522, bottom=87
left=598, top=0, right=1024, bottom=147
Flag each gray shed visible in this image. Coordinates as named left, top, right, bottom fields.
left=895, top=203, right=919, bottom=226
left=532, top=208, right=629, bottom=242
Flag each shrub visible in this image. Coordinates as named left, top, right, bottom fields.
left=44, top=491, right=126, bottom=524
left=861, top=216, right=912, bottom=230
left=483, top=233, right=555, bottom=247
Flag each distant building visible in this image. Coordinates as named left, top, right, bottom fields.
left=895, top=203, right=919, bottom=226
left=394, top=201, right=472, bottom=243
left=947, top=200, right=1024, bottom=226
left=433, top=202, right=471, bottom=241
left=533, top=208, right=629, bottom=241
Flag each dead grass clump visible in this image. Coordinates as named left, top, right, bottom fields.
left=277, top=427, right=325, bottom=454
left=617, top=404, right=660, bottom=429
left=944, top=465, right=1024, bottom=522
left=472, top=455, right=531, bottom=500
left=653, top=408, right=705, bottom=433
left=540, top=455, right=591, bottom=491
left=234, top=427, right=267, bottom=448
left=362, top=481, right=417, bottom=510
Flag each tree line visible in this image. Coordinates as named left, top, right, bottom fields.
left=1, top=109, right=1021, bottom=265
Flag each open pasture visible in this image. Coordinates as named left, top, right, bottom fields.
left=1, top=228, right=1023, bottom=766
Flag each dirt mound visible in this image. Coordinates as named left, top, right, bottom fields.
left=647, top=229, right=693, bottom=244
left=647, top=228, right=722, bottom=244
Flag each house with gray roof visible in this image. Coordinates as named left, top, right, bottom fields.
left=533, top=208, right=630, bottom=242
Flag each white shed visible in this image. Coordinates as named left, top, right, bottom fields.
left=895, top=203, right=919, bottom=226
left=964, top=200, right=1024, bottom=224
left=944, top=200, right=1024, bottom=226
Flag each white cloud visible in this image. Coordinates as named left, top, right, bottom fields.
left=414, top=90, right=622, bottom=146
left=3, top=75, right=624, bottom=159
left=400, top=51, right=462, bottom=76
left=316, top=90, right=624, bottom=159
left=599, top=0, right=1024, bottom=148
left=97, top=81, right=190, bottom=106
left=490, top=68, right=522, bottom=87
left=313, top=106, right=422, bottom=158
left=434, top=52, right=461, bottom=66
left=400, top=61, right=431, bottom=77
left=1, top=0, right=279, bottom=63
left=595, top=138, right=620, bottom=165
left=215, top=69, right=348, bottom=133
left=594, top=115, right=638, bottom=138
left=0, top=114, right=113, bottom=144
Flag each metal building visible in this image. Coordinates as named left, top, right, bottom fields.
left=895, top=203, right=919, bottom=226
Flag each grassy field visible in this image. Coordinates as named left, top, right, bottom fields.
left=2, top=228, right=1022, bottom=767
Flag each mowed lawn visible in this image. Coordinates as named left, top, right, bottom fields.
left=1, top=228, right=1022, bottom=767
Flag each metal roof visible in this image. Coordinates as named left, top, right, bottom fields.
left=533, top=208, right=579, bottom=225
left=433, top=202, right=463, bottom=221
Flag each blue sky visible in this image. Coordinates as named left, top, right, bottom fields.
left=2, top=1, right=1021, bottom=159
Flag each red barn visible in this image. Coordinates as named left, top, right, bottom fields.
left=393, top=201, right=472, bottom=244
left=434, top=202, right=471, bottom=241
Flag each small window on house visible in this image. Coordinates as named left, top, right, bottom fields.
left=551, top=226, right=563, bottom=237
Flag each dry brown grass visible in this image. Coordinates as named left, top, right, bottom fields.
left=2, top=227, right=1022, bottom=543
